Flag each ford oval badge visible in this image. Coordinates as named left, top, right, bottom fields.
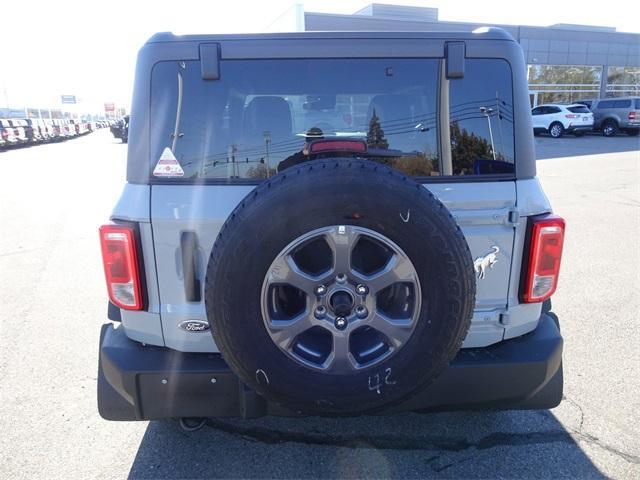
left=178, top=320, right=210, bottom=333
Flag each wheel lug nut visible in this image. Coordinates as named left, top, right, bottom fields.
left=334, top=317, right=347, bottom=330
left=315, top=285, right=327, bottom=296
left=336, top=274, right=347, bottom=284
left=356, top=284, right=368, bottom=295
left=314, top=306, right=326, bottom=319
left=355, top=305, right=368, bottom=318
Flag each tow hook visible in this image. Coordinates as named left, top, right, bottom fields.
left=179, top=417, right=208, bottom=432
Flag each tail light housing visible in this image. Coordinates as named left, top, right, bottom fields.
left=629, top=111, right=637, bottom=121
left=565, top=114, right=579, bottom=119
left=521, top=215, right=565, bottom=303
left=99, top=224, right=143, bottom=310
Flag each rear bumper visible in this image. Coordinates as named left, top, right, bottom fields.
left=98, top=314, right=563, bottom=420
left=566, top=125, right=593, bottom=132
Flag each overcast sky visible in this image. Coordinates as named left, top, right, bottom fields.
left=2, top=0, right=637, bottom=114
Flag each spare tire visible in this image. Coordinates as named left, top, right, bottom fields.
left=205, top=159, right=475, bottom=415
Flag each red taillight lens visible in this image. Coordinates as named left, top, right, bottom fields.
left=99, top=224, right=143, bottom=310
left=521, top=215, right=565, bottom=303
left=565, top=114, right=579, bottom=119
left=629, top=112, right=637, bottom=120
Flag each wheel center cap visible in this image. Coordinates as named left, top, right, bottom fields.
left=329, top=290, right=354, bottom=317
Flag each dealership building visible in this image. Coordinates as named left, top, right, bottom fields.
left=269, top=3, right=639, bottom=106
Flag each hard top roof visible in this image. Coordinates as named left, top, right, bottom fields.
left=146, top=27, right=514, bottom=44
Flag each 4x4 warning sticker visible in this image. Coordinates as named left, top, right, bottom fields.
left=153, top=148, right=184, bottom=177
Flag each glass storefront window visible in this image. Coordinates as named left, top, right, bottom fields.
left=527, top=65, right=602, bottom=104
left=606, top=67, right=640, bottom=97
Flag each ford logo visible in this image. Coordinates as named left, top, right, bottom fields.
left=178, top=320, right=210, bottom=332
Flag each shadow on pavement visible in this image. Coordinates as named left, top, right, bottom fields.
left=535, top=133, right=640, bottom=160
left=128, top=408, right=605, bottom=478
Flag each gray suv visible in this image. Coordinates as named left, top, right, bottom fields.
left=577, top=96, right=640, bottom=136
left=98, top=29, right=566, bottom=422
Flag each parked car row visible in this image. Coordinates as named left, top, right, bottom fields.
left=532, top=96, right=639, bottom=138
left=109, top=115, right=129, bottom=143
left=0, top=119, right=110, bottom=150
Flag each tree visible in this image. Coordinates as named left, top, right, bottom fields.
left=366, top=109, right=389, bottom=149
left=246, top=163, right=277, bottom=179
left=391, top=153, right=438, bottom=176
left=450, top=122, right=496, bottom=174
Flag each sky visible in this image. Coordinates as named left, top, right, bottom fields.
left=1, top=0, right=638, bottom=115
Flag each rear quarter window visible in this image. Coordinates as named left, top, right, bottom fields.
left=447, top=59, right=515, bottom=175
left=598, top=99, right=632, bottom=109
left=614, top=100, right=632, bottom=108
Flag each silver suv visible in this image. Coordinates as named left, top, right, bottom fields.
left=97, top=29, right=566, bottom=422
left=577, top=96, right=640, bottom=137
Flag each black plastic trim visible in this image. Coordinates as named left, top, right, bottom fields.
left=199, top=43, right=220, bottom=80
left=98, top=314, right=563, bottom=420
left=107, top=301, right=122, bottom=322
left=180, top=231, right=201, bottom=302
left=445, top=42, right=465, bottom=78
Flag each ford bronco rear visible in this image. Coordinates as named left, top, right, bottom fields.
left=97, top=29, right=565, bottom=421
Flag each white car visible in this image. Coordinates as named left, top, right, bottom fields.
left=532, top=104, right=594, bottom=138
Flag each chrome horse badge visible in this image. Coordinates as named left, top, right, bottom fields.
left=474, top=246, right=499, bottom=279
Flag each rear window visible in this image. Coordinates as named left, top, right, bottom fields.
left=567, top=105, right=591, bottom=114
left=635, top=99, right=640, bottom=109
left=150, top=58, right=514, bottom=182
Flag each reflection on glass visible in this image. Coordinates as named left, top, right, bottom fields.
left=448, top=59, right=515, bottom=175
left=149, top=58, right=515, bottom=180
left=150, top=58, right=442, bottom=180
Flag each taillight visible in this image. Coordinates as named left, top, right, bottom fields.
left=629, top=112, right=637, bottom=120
left=565, top=114, right=579, bottom=119
left=521, top=215, right=565, bottom=303
left=0, top=129, right=7, bottom=140
left=99, top=224, right=143, bottom=310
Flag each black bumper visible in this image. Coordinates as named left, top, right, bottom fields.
left=566, top=125, right=592, bottom=133
left=98, top=314, right=563, bottom=420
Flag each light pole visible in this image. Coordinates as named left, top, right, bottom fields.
left=479, top=106, right=496, bottom=160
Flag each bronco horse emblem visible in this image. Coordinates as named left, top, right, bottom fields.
left=474, top=246, right=499, bottom=279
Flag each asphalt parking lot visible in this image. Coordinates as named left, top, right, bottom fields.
left=0, top=130, right=638, bottom=479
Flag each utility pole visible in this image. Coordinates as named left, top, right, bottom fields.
left=496, top=92, right=504, bottom=156
left=263, top=131, right=271, bottom=177
left=227, top=144, right=238, bottom=178
left=479, top=106, right=496, bottom=160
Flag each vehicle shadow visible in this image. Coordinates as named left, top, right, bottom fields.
left=128, top=407, right=605, bottom=479
left=535, top=133, right=640, bottom=160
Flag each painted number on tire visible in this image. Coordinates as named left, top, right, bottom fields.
left=368, top=368, right=396, bottom=395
